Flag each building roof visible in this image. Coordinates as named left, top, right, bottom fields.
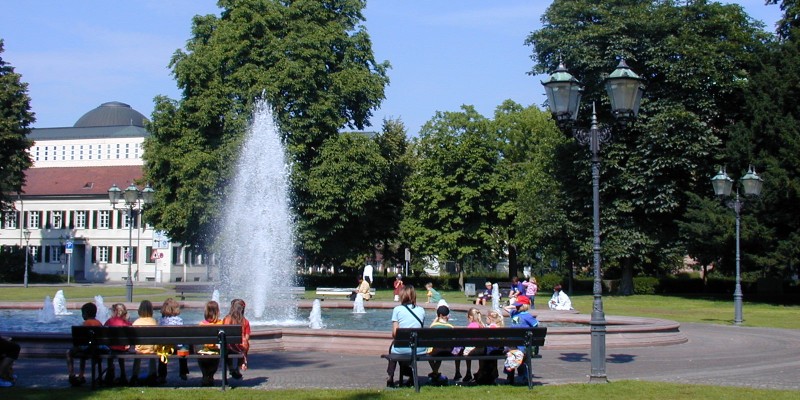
left=29, top=125, right=149, bottom=141
left=74, top=101, right=148, bottom=128
left=22, top=166, right=145, bottom=197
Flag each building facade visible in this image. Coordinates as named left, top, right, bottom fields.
left=0, top=101, right=212, bottom=283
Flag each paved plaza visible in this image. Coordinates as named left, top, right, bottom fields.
left=6, top=322, right=800, bottom=391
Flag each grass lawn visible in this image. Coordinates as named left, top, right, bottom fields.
left=0, top=285, right=171, bottom=303
left=5, top=380, right=799, bottom=400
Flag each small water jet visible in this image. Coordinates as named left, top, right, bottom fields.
left=309, top=299, right=325, bottom=329
left=211, top=289, right=220, bottom=304
left=492, top=283, right=501, bottom=313
left=37, top=296, right=56, bottom=323
left=94, top=295, right=109, bottom=324
left=53, top=290, right=72, bottom=315
left=353, top=295, right=366, bottom=314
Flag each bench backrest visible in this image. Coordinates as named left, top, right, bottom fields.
left=393, top=327, right=547, bottom=349
left=71, top=325, right=243, bottom=346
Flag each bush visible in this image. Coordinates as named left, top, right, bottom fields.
left=633, top=276, right=659, bottom=295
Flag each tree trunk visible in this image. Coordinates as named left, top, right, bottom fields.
left=508, top=244, right=518, bottom=278
left=618, top=258, right=634, bottom=296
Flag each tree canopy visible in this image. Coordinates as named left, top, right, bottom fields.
left=143, top=0, right=389, bottom=250
left=0, top=39, right=34, bottom=211
left=526, top=0, right=770, bottom=292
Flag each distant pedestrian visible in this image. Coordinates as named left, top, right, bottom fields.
left=393, top=274, right=404, bottom=302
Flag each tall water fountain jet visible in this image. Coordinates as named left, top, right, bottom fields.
left=53, top=290, right=72, bottom=315
left=37, top=296, right=56, bottom=323
left=218, top=100, right=297, bottom=321
left=353, top=295, right=366, bottom=314
left=94, top=295, right=110, bottom=324
left=309, top=299, right=325, bottom=329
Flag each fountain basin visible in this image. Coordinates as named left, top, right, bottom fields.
left=1, top=299, right=686, bottom=358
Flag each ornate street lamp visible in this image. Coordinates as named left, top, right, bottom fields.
left=23, top=228, right=31, bottom=288
left=711, top=166, right=763, bottom=325
left=542, top=58, right=645, bottom=383
left=109, top=182, right=155, bottom=302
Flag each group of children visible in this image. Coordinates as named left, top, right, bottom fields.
left=66, top=297, right=251, bottom=387
left=388, top=283, right=539, bottom=387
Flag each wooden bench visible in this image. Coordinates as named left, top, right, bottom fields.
left=315, top=287, right=376, bottom=298
left=381, top=327, right=547, bottom=392
left=71, top=325, right=244, bottom=390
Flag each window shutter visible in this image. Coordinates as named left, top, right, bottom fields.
left=15, top=211, right=20, bottom=228
left=22, top=211, right=28, bottom=229
left=91, top=247, right=97, bottom=263
left=35, top=246, right=42, bottom=262
left=45, top=246, right=51, bottom=263
left=132, top=247, right=137, bottom=263
left=92, top=211, right=97, bottom=229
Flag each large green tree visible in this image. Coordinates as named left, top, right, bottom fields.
left=527, top=0, right=770, bottom=293
left=0, top=39, right=34, bottom=212
left=400, top=106, right=502, bottom=270
left=722, top=2, right=800, bottom=278
left=144, top=0, right=389, bottom=250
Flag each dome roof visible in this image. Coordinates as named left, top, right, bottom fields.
left=73, top=101, right=147, bottom=128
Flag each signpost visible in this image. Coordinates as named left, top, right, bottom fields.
left=65, top=240, right=73, bottom=284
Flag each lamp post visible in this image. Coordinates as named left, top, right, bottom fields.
left=23, top=228, right=31, bottom=288
left=542, top=59, right=645, bottom=383
left=711, top=166, right=763, bottom=325
left=109, top=182, right=155, bottom=302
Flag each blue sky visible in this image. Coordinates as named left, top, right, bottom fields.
left=0, top=1, right=782, bottom=135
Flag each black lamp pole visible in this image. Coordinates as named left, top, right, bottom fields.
left=109, top=183, right=155, bottom=302
left=711, top=167, right=763, bottom=325
left=542, top=59, right=645, bottom=383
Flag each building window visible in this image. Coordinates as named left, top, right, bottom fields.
left=98, top=210, right=110, bottom=229
left=97, top=246, right=109, bottom=263
left=123, top=211, right=133, bottom=229
left=29, top=212, right=40, bottom=229
left=75, top=211, right=86, bottom=229
left=3, top=212, right=17, bottom=229
left=49, top=245, right=62, bottom=264
left=52, top=211, right=63, bottom=229
left=30, top=246, right=39, bottom=262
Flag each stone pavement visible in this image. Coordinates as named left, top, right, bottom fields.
left=5, top=322, right=799, bottom=391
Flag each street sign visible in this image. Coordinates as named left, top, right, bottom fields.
left=153, top=230, right=170, bottom=249
left=65, top=241, right=74, bottom=254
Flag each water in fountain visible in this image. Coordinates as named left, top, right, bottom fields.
left=309, top=299, right=325, bottom=329
left=492, top=283, right=501, bottom=313
left=37, top=296, right=56, bottom=323
left=217, top=100, right=297, bottom=321
left=353, top=295, right=366, bottom=314
left=94, top=295, right=110, bottom=324
left=211, top=289, right=220, bottom=304
left=52, top=290, right=72, bottom=315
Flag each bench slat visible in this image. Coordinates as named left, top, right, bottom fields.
left=72, top=325, right=243, bottom=346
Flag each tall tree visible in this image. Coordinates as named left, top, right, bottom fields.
left=400, top=106, right=502, bottom=270
left=493, top=101, right=568, bottom=278
left=372, top=118, right=411, bottom=265
left=723, top=13, right=800, bottom=278
left=143, top=0, right=389, bottom=250
left=527, top=0, right=770, bottom=293
left=0, top=39, right=34, bottom=212
left=299, top=132, right=388, bottom=266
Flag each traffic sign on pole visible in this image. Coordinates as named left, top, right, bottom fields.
left=65, top=241, right=74, bottom=254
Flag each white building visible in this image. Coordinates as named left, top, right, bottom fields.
left=1, top=101, right=211, bottom=283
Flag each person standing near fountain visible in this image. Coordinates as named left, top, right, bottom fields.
left=67, top=302, right=104, bottom=387
left=157, top=298, right=190, bottom=383
left=197, top=301, right=223, bottom=387
left=0, top=337, right=20, bottom=387
left=222, top=299, right=250, bottom=380
left=129, top=300, right=157, bottom=386
left=392, top=274, right=404, bottom=302
left=103, top=303, right=132, bottom=386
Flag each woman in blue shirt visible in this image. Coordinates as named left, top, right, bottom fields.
left=387, top=285, right=426, bottom=387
